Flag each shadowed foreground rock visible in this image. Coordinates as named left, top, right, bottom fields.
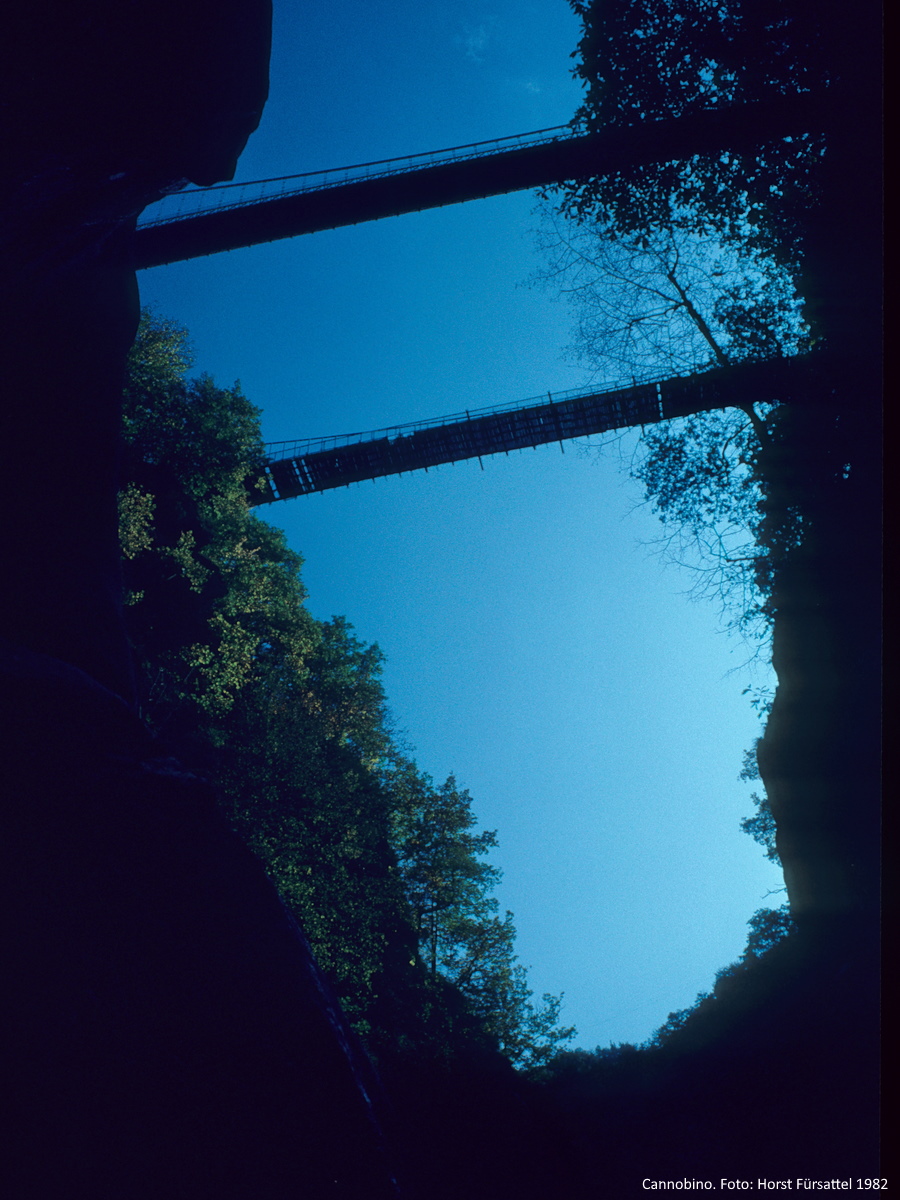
left=1, top=5, right=400, bottom=1194
left=0, top=644, right=400, bottom=1197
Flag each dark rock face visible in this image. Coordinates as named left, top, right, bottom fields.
left=1, top=2, right=273, bottom=698
left=2, top=1, right=272, bottom=188
left=755, top=0, right=883, bottom=934
left=0, top=644, right=400, bottom=1198
left=0, top=8, right=400, bottom=1195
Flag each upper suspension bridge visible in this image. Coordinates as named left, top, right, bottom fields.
left=134, top=91, right=825, bottom=270
left=254, top=356, right=809, bottom=503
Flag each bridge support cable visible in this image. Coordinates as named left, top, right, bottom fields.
left=134, top=92, right=826, bottom=270
left=251, top=357, right=809, bottom=504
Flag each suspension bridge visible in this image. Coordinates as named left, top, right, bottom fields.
left=134, top=91, right=825, bottom=270
left=253, top=356, right=809, bottom=503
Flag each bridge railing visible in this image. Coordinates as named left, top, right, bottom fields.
left=261, top=377, right=665, bottom=463
left=138, top=125, right=572, bottom=228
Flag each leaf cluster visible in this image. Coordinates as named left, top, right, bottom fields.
left=390, top=768, right=575, bottom=1071
left=561, top=0, right=828, bottom=260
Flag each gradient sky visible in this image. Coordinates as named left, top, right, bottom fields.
left=138, top=0, right=783, bottom=1050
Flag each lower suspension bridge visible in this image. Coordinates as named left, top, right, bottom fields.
left=254, top=356, right=808, bottom=504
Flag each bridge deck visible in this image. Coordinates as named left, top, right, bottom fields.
left=254, top=358, right=807, bottom=503
left=134, top=93, right=824, bottom=270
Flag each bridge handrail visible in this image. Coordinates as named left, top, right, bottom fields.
left=138, top=125, right=573, bottom=228
left=262, top=375, right=669, bottom=462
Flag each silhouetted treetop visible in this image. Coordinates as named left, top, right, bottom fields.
left=560, top=0, right=831, bottom=258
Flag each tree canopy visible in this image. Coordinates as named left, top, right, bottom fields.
left=552, top=0, right=882, bottom=942
left=560, top=0, right=828, bottom=261
left=119, top=309, right=575, bottom=1071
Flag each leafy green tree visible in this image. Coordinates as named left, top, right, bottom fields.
left=391, top=769, right=575, bottom=1071
left=540, top=0, right=837, bottom=646
left=121, top=311, right=316, bottom=733
left=392, top=772, right=501, bottom=978
left=120, top=309, right=572, bottom=1070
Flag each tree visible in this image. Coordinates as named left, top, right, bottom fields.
left=218, top=622, right=414, bottom=1033
left=743, top=904, right=794, bottom=958
left=391, top=768, right=575, bottom=1071
left=738, top=741, right=780, bottom=865
left=537, top=213, right=810, bottom=387
left=121, top=311, right=316, bottom=732
left=120, top=309, right=573, bottom=1070
left=535, top=206, right=808, bottom=638
left=559, top=0, right=827, bottom=263
left=392, top=772, right=500, bottom=978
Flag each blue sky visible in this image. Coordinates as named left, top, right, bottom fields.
left=138, top=0, right=783, bottom=1049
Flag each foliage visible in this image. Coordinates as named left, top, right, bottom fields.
left=392, top=771, right=500, bottom=977
left=391, top=767, right=575, bottom=1071
left=560, top=0, right=827, bottom=261
left=215, top=620, right=409, bottom=1030
left=738, top=741, right=780, bottom=864
left=630, top=409, right=771, bottom=634
left=119, top=308, right=574, bottom=1070
left=121, top=314, right=309, bottom=726
left=743, top=904, right=795, bottom=957
left=540, top=0, right=825, bottom=642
